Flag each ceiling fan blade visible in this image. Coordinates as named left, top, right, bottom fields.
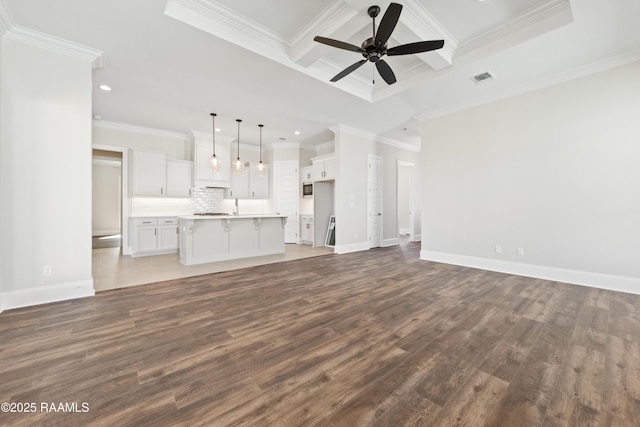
left=314, top=36, right=365, bottom=53
left=375, top=3, right=402, bottom=46
left=375, top=60, right=396, bottom=85
left=387, top=40, right=445, bottom=56
left=331, top=59, right=367, bottom=82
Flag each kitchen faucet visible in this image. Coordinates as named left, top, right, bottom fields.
left=233, top=198, right=239, bottom=216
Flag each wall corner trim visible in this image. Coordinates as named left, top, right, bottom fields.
left=419, top=250, right=640, bottom=296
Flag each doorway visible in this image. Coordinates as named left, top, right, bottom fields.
left=92, top=149, right=122, bottom=249
left=397, top=161, right=415, bottom=243
left=92, top=145, right=129, bottom=254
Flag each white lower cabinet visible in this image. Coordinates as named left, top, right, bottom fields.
left=131, top=217, right=179, bottom=256
left=300, top=215, right=314, bottom=245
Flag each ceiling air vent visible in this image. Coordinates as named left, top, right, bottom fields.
left=470, top=71, right=495, bottom=84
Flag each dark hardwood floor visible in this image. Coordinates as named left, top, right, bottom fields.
left=1, top=242, right=639, bottom=426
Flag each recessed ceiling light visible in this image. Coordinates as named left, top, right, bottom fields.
left=215, top=128, right=221, bottom=132
left=294, top=131, right=300, bottom=135
left=98, top=84, right=111, bottom=91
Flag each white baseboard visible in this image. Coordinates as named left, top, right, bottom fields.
left=1, top=279, right=95, bottom=311
left=414, top=234, right=421, bottom=242
left=335, top=242, right=370, bottom=254
left=383, top=238, right=399, bottom=247
left=420, top=250, right=640, bottom=296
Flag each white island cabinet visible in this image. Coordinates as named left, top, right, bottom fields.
left=178, top=215, right=287, bottom=265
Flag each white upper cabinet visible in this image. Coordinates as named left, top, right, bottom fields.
left=249, top=162, right=269, bottom=199
left=301, top=166, right=313, bottom=183
left=312, top=155, right=335, bottom=181
left=133, top=151, right=166, bottom=196
left=192, top=131, right=232, bottom=188
left=166, top=160, right=193, bottom=197
left=132, top=151, right=193, bottom=197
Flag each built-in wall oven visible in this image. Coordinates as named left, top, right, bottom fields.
left=302, top=182, right=313, bottom=198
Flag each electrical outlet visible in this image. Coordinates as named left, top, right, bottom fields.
left=43, top=265, right=53, bottom=276
left=517, top=248, right=525, bottom=256
left=495, top=245, right=502, bottom=254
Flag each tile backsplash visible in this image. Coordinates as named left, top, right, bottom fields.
left=191, top=187, right=225, bottom=213
left=131, top=188, right=270, bottom=217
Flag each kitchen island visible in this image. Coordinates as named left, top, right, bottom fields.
left=178, top=215, right=287, bottom=266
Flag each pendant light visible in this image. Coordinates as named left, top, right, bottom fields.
left=208, top=113, right=220, bottom=172
left=257, top=124, right=265, bottom=176
left=232, top=119, right=243, bottom=175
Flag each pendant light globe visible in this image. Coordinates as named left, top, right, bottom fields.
left=209, top=113, right=220, bottom=173
left=258, top=124, right=265, bottom=176
left=232, top=119, right=244, bottom=175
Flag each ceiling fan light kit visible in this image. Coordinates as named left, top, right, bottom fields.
left=314, top=2, right=445, bottom=85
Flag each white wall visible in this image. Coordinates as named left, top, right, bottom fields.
left=0, top=39, right=95, bottom=309
left=334, top=127, right=377, bottom=253
left=421, top=60, right=640, bottom=294
left=93, top=124, right=189, bottom=160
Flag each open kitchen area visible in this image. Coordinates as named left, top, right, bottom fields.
left=91, top=117, right=337, bottom=291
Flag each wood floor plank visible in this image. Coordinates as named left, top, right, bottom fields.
left=1, top=242, right=639, bottom=426
left=542, top=344, right=606, bottom=426
left=601, top=335, right=640, bottom=426
left=479, top=317, right=545, bottom=383
left=429, top=370, right=509, bottom=427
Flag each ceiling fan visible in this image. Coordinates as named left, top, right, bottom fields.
left=314, top=3, right=444, bottom=85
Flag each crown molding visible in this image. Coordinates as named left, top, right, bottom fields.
left=164, top=0, right=447, bottom=104
left=289, top=1, right=357, bottom=63
left=94, top=120, right=187, bottom=140
left=165, top=0, right=288, bottom=61
left=0, top=0, right=15, bottom=37
left=4, top=25, right=104, bottom=66
left=458, top=0, right=572, bottom=56
left=415, top=47, right=640, bottom=122
left=331, top=124, right=420, bottom=152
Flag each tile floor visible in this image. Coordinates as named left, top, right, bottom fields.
left=92, top=244, right=335, bottom=292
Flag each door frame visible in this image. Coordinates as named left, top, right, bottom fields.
left=397, top=160, right=415, bottom=242
left=92, top=144, right=131, bottom=254
left=367, top=154, right=383, bottom=248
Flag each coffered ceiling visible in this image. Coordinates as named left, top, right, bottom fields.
left=2, top=0, right=640, bottom=148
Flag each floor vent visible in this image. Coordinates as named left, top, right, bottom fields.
left=471, top=71, right=495, bottom=84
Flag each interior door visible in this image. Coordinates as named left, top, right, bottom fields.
left=273, top=161, right=299, bottom=243
left=368, top=155, right=382, bottom=248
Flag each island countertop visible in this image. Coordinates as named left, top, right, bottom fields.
left=177, top=214, right=287, bottom=220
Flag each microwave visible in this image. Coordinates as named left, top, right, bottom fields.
left=302, top=182, right=313, bottom=198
